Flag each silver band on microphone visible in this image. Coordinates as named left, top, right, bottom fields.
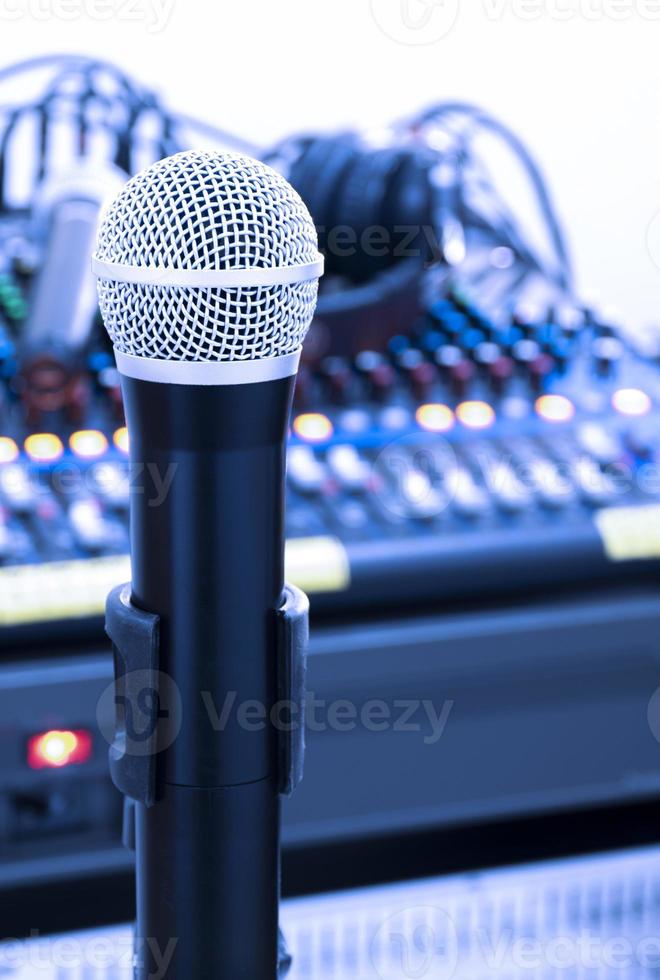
left=114, top=348, right=302, bottom=386
left=92, top=255, right=324, bottom=288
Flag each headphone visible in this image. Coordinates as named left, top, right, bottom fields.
left=286, top=133, right=440, bottom=283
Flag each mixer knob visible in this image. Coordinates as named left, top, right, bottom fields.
left=0, top=505, right=29, bottom=558
left=68, top=498, right=114, bottom=552
left=549, top=338, right=572, bottom=373
left=326, top=444, right=372, bottom=492
left=570, top=457, right=617, bottom=506
left=354, top=351, right=397, bottom=400
left=512, top=303, right=543, bottom=338
left=445, top=468, right=489, bottom=517
left=427, top=300, right=468, bottom=338
left=512, top=338, right=541, bottom=369
left=90, top=462, right=129, bottom=510
left=592, top=336, right=623, bottom=377
left=427, top=299, right=455, bottom=324
left=577, top=423, right=621, bottom=465
left=0, top=510, right=11, bottom=558
left=462, top=327, right=486, bottom=355
left=488, top=356, right=515, bottom=394
left=449, top=360, right=475, bottom=398
left=429, top=308, right=469, bottom=343
left=387, top=335, right=411, bottom=358
left=419, top=329, right=443, bottom=355
left=486, top=461, right=533, bottom=512
left=474, top=342, right=501, bottom=369
left=398, top=466, right=445, bottom=520
left=288, top=445, right=329, bottom=494
left=529, top=353, right=555, bottom=391
left=527, top=458, right=574, bottom=509
left=624, top=419, right=657, bottom=460
left=319, top=356, right=354, bottom=404
left=0, top=463, right=36, bottom=512
left=434, top=344, right=462, bottom=370
left=394, top=348, right=437, bottom=397
left=394, top=348, right=421, bottom=372
left=554, top=305, right=585, bottom=339
left=434, top=344, right=474, bottom=396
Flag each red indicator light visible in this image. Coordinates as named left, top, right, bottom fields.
left=27, top=729, right=93, bottom=769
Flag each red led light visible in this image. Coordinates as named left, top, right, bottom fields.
left=27, top=729, right=93, bottom=769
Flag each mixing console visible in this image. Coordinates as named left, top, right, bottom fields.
left=3, top=844, right=660, bottom=978
left=1, top=284, right=660, bottom=633
left=1, top=57, right=658, bottom=975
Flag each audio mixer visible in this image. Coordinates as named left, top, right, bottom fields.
left=2, top=57, right=660, bottom=947
left=0, top=283, right=659, bottom=636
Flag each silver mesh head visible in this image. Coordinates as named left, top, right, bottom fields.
left=94, top=151, right=320, bottom=361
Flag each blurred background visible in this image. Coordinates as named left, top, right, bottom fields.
left=5, top=1, right=660, bottom=328
left=2, top=5, right=660, bottom=979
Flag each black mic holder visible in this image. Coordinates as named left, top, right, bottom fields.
left=105, top=580, right=310, bottom=978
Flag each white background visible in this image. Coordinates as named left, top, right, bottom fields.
left=2, top=0, right=660, bottom=330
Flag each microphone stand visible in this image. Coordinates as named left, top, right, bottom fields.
left=107, top=582, right=308, bottom=978
left=104, top=379, right=309, bottom=979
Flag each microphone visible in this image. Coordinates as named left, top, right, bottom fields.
left=27, top=160, right=126, bottom=357
left=20, top=161, right=125, bottom=423
left=92, top=150, right=323, bottom=979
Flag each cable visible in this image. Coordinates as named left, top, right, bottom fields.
left=412, top=102, right=573, bottom=294
left=0, top=55, right=259, bottom=207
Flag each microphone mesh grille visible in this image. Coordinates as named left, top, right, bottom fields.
left=95, top=151, right=319, bottom=361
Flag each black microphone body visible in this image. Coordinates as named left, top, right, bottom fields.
left=123, top=374, right=295, bottom=978
left=94, top=149, right=322, bottom=979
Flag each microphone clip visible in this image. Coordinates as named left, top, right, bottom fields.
left=104, top=581, right=310, bottom=807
